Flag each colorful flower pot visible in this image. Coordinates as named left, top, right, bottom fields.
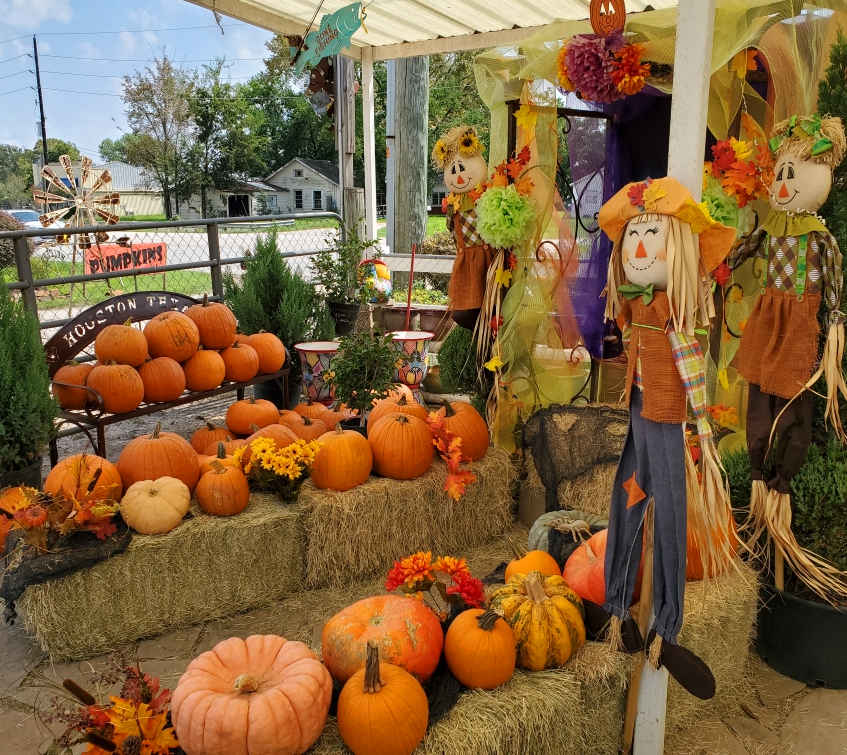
left=390, top=330, right=434, bottom=401
left=294, top=341, right=339, bottom=405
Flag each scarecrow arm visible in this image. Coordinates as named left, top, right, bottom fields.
left=820, top=231, right=845, bottom=323
left=727, top=227, right=767, bottom=269
left=668, top=330, right=712, bottom=439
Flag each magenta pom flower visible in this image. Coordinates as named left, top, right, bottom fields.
left=565, top=31, right=625, bottom=103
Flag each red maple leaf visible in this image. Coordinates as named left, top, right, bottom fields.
left=713, top=262, right=731, bottom=286
left=711, top=141, right=736, bottom=174
left=627, top=180, right=648, bottom=208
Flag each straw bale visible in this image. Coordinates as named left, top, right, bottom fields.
left=557, top=462, right=617, bottom=516
left=298, top=448, right=515, bottom=589
left=18, top=494, right=304, bottom=661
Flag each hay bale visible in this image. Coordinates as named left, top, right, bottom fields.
left=557, top=462, right=617, bottom=516
left=298, top=448, right=514, bottom=588
left=18, top=494, right=305, bottom=660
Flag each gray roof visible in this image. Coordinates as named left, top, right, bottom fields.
left=96, top=161, right=152, bottom=191
left=297, top=159, right=339, bottom=184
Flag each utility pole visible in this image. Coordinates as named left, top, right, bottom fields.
left=33, top=35, right=48, bottom=187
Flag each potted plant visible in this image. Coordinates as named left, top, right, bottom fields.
left=325, top=331, right=397, bottom=430
left=0, top=285, right=56, bottom=488
left=311, top=221, right=381, bottom=336
left=224, top=231, right=334, bottom=407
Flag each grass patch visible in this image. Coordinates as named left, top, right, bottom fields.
left=378, top=214, right=446, bottom=241
left=119, top=214, right=168, bottom=222
left=221, top=218, right=340, bottom=234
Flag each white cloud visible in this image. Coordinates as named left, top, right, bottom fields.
left=0, top=0, right=71, bottom=28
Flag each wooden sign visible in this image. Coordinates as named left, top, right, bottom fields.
left=590, top=0, right=627, bottom=36
left=292, top=2, right=362, bottom=73
left=84, top=242, right=167, bottom=275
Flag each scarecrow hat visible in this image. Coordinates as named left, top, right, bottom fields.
left=598, top=176, right=737, bottom=273
left=432, top=125, right=484, bottom=171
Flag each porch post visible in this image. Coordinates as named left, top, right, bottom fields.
left=362, top=46, right=378, bottom=240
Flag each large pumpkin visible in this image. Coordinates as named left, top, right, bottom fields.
left=505, top=548, right=561, bottom=583
left=94, top=322, right=149, bottom=366
left=44, top=453, right=123, bottom=504
left=226, top=397, right=279, bottom=435
left=143, top=311, right=200, bottom=362
left=337, top=641, right=428, bottom=755
left=138, top=356, right=186, bottom=403
left=278, top=413, right=328, bottom=441
left=86, top=363, right=144, bottom=414
left=247, top=332, right=286, bottom=373
left=172, top=634, right=332, bottom=755
left=444, top=608, right=516, bottom=689
left=489, top=571, right=586, bottom=671
left=190, top=420, right=231, bottom=454
left=52, top=362, right=94, bottom=409
left=120, top=476, right=190, bottom=534
left=117, top=423, right=200, bottom=491
left=322, top=594, right=444, bottom=683
left=435, top=400, right=489, bottom=461
left=195, top=463, right=250, bottom=516
left=366, top=394, right=428, bottom=432
left=185, top=294, right=237, bottom=349
left=221, top=342, right=260, bottom=383
left=183, top=348, right=226, bottom=391
left=310, top=427, right=372, bottom=491
left=368, top=413, right=433, bottom=480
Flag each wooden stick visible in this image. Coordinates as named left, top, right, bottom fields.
left=404, top=242, right=417, bottom=330
left=774, top=548, right=785, bottom=592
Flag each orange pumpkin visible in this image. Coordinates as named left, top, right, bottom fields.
left=44, top=453, right=123, bottom=504
left=435, top=400, right=489, bottom=461
left=278, top=412, right=328, bottom=441
left=322, top=402, right=359, bottom=426
left=52, top=362, right=94, bottom=409
left=322, top=594, right=444, bottom=683
left=686, top=512, right=739, bottom=580
left=172, top=635, right=332, bottom=755
left=244, top=423, right=299, bottom=450
left=367, top=393, right=428, bottom=431
left=368, top=413, right=433, bottom=480
left=293, top=398, right=333, bottom=422
left=247, top=332, right=286, bottom=373
left=590, top=0, right=626, bottom=36
left=310, top=426, right=373, bottom=491
left=183, top=348, right=226, bottom=391
left=198, top=442, right=240, bottom=475
left=505, top=548, right=562, bottom=583
left=185, top=294, right=237, bottom=349
left=138, top=356, right=186, bottom=403
left=221, top=342, right=260, bottom=382
left=562, top=529, right=641, bottom=605
left=226, top=397, right=279, bottom=435
left=234, top=332, right=251, bottom=345
left=204, top=435, right=249, bottom=456
left=444, top=608, right=516, bottom=689
left=117, top=423, right=200, bottom=491
left=143, top=311, right=200, bottom=362
left=86, top=363, right=144, bottom=414
left=195, top=463, right=250, bottom=516
left=94, top=321, right=149, bottom=366
left=190, top=420, right=230, bottom=453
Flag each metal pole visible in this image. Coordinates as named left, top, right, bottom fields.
left=33, top=36, right=49, bottom=187
left=14, top=236, right=37, bottom=316
left=207, top=223, right=223, bottom=299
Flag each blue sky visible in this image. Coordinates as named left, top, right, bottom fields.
left=0, top=0, right=274, bottom=155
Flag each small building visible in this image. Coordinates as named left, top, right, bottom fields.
left=263, top=158, right=340, bottom=214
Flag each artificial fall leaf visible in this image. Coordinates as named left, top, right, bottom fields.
left=514, top=175, right=535, bottom=196
left=0, top=486, right=40, bottom=516
left=484, top=355, right=504, bottom=371
left=107, top=698, right=178, bottom=754
left=490, top=172, right=509, bottom=188
left=513, top=104, right=538, bottom=134
left=494, top=268, right=513, bottom=287
left=729, top=49, right=758, bottom=79
left=506, top=158, right=524, bottom=180
left=627, top=181, right=648, bottom=208
left=516, top=145, right=532, bottom=166
left=642, top=181, right=667, bottom=209
left=445, top=468, right=477, bottom=501
left=0, top=516, right=13, bottom=550
left=729, top=137, right=753, bottom=161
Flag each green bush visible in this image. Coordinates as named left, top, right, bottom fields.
left=310, top=222, right=380, bottom=303
left=327, top=331, right=397, bottom=422
left=439, top=326, right=483, bottom=395
left=0, top=211, right=32, bottom=271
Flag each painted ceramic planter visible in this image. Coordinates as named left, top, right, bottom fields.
left=390, top=330, right=434, bottom=401
left=294, top=341, right=339, bottom=405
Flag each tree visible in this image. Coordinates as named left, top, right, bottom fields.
left=33, top=138, right=81, bottom=164
left=99, top=134, right=141, bottom=162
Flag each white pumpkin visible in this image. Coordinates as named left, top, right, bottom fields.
left=120, top=476, right=190, bottom=534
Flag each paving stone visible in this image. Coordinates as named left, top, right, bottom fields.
left=725, top=713, right=782, bottom=748
left=0, top=623, right=44, bottom=692
left=754, top=656, right=807, bottom=706
left=136, top=625, right=203, bottom=662
left=667, top=719, right=748, bottom=755
left=779, top=687, right=847, bottom=755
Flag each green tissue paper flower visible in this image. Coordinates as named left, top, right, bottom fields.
left=475, top=184, right=536, bottom=249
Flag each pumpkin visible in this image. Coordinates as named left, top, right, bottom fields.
left=221, top=342, right=260, bottom=382
left=686, top=510, right=739, bottom=581
left=322, top=594, right=444, bottom=683
left=435, top=400, right=489, bottom=461
left=138, top=356, right=186, bottom=403
left=367, top=394, right=428, bottom=431
left=322, top=402, right=358, bottom=426
left=527, top=510, right=608, bottom=567
left=117, top=422, right=200, bottom=491
left=505, top=548, right=562, bottom=583
left=143, top=311, right=200, bottom=362
left=234, top=332, right=251, bottom=345
left=190, top=420, right=231, bottom=453
left=93, top=321, right=149, bottom=366
left=293, top=398, right=333, bottom=422
left=278, top=413, right=328, bottom=441
left=247, top=332, right=286, bottom=373
left=226, top=397, right=279, bottom=435
left=489, top=571, right=586, bottom=671
left=195, top=463, right=250, bottom=516
left=183, top=348, right=226, bottom=391
left=444, top=609, right=516, bottom=689
left=44, top=453, right=122, bottom=504
left=245, top=423, right=299, bottom=448
left=119, top=476, right=190, bottom=534
left=204, top=435, right=249, bottom=456
left=310, top=427, right=373, bottom=491
left=52, top=362, right=94, bottom=409
left=198, top=442, right=240, bottom=475
left=185, top=294, right=237, bottom=349
left=368, top=413, right=433, bottom=480
left=337, top=641, right=428, bottom=755
left=172, top=634, right=332, bottom=755
left=590, top=0, right=626, bottom=36
left=86, top=363, right=144, bottom=414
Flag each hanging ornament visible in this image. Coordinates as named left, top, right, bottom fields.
left=590, top=0, right=627, bottom=37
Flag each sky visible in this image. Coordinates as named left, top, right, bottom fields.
left=0, top=0, right=274, bottom=156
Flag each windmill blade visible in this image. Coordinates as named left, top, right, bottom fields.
left=95, top=230, right=110, bottom=243
left=88, top=169, right=112, bottom=194
left=38, top=207, right=72, bottom=226
left=32, top=189, right=70, bottom=206
left=94, top=207, right=120, bottom=225
left=80, top=155, right=92, bottom=187
left=41, top=166, right=73, bottom=197
left=59, top=155, right=76, bottom=186
left=93, top=192, right=121, bottom=206
left=78, top=233, right=93, bottom=249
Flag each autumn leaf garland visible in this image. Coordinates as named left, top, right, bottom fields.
left=426, top=410, right=477, bottom=501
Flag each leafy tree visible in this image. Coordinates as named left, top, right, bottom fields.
left=33, top=138, right=81, bottom=164
left=98, top=134, right=141, bottom=163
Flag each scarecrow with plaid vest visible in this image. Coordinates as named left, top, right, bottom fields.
left=585, top=177, right=738, bottom=699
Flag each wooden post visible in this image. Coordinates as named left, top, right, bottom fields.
left=385, top=59, right=396, bottom=252
left=361, top=46, right=378, bottom=241
left=336, top=53, right=356, bottom=225
left=343, top=187, right=366, bottom=242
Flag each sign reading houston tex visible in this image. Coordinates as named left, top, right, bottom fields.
left=84, top=242, right=167, bottom=275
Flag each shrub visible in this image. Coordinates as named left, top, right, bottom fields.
left=439, top=326, right=482, bottom=395
left=327, top=331, right=397, bottom=422
left=0, top=211, right=33, bottom=271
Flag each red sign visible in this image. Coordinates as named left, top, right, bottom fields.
left=84, top=243, right=167, bottom=275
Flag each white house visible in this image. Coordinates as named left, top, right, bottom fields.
left=263, top=158, right=340, bottom=214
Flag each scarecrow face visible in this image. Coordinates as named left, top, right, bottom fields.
left=769, top=155, right=832, bottom=214
left=621, top=215, right=670, bottom=289
left=443, top=153, right=487, bottom=194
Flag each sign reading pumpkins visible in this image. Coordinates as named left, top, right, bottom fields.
left=291, top=2, right=362, bottom=73
left=84, top=242, right=167, bottom=275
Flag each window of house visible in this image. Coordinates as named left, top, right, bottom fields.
left=313, top=190, right=322, bottom=210
left=295, top=190, right=303, bottom=209
left=266, top=194, right=278, bottom=207
left=294, top=168, right=303, bottom=177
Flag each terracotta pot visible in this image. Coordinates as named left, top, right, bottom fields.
left=294, top=341, right=340, bottom=406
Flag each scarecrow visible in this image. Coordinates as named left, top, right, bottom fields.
left=729, top=114, right=847, bottom=599
left=432, top=126, right=493, bottom=329
left=589, top=177, right=738, bottom=699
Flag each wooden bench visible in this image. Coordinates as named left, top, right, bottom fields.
left=44, top=291, right=289, bottom=463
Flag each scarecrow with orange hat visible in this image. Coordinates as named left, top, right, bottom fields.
left=587, top=176, right=738, bottom=699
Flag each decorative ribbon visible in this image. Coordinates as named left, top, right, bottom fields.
left=618, top=282, right=655, bottom=305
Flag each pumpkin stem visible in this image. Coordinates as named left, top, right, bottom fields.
left=524, top=571, right=548, bottom=603
left=335, top=424, right=344, bottom=434
left=476, top=609, right=501, bottom=632
left=233, top=674, right=259, bottom=694
left=303, top=417, right=313, bottom=426
left=439, top=398, right=456, bottom=417
left=86, top=466, right=103, bottom=494
left=151, top=423, right=162, bottom=439
left=395, top=414, right=410, bottom=425
left=397, top=395, right=410, bottom=407
left=249, top=424, right=260, bottom=432
left=202, top=293, right=209, bottom=306
left=205, top=421, right=216, bottom=431
left=363, top=641, right=383, bottom=694
left=216, top=442, right=226, bottom=459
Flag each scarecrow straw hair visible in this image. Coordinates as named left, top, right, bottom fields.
left=432, top=125, right=484, bottom=170
left=772, top=115, right=846, bottom=169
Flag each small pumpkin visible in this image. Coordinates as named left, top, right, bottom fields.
left=172, top=634, right=332, bottom=755
left=52, top=362, right=94, bottom=409
left=117, top=422, right=200, bottom=491
left=444, top=608, right=516, bottom=689
left=322, top=594, right=444, bottom=684
left=293, top=398, right=333, bottom=422
left=226, top=397, right=279, bottom=435
left=561, top=529, right=624, bottom=606
left=489, top=571, right=586, bottom=671
left=119, top=476, right=190, bottom=534
left=234, top=332, right=251, bottom=345
left=138, top=356, right=186, bottom=403
left=86, top=362, right=144, bottom=414
left=247, top=331, right=286, bottom=373
left=278, top=413, right=328, bottom=441
left=367, top=393, right=428, bottom=431
left=185, top=294, right=237, bottom=349
left=190, top=419, right=230, bottom=453
left=204, top=435, right=249, bottom=456
left=337, top=641, right=429, bottom=755
left=590, top=0, right=626, bottom=36
left=44, top=453, right=122, bottom=504
left=94, top=321, right=149, bottom=366
left=322, top=402, right=358, bottom=426
left=143, top=311, right=200, bottom=362
left=435, top=400, right=489, bottom=461
left=221, top=341, right=260, bottom=382
left=198, top=441, right=240, bottom=475
left=368, top=413, right=433, bottom=480
left=183, top=347, right=226, bottom=391
left=504, top=545, right=562, bottom=583
left=195, top=462, right=250, bottom=516
left=310, top=426, right=373, bottom=491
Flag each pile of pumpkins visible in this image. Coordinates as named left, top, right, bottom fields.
left=52, top=298, right=286, bottom=415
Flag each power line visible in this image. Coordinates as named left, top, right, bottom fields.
left=0, top=53, right=29, bottom=65
left=40, top=53, right=266, bottom=64
left=1, top=24, right=241, bottom=44
left=0, top=85, right=31, bottom=96
left=0, top=69, right=26, bottom=80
